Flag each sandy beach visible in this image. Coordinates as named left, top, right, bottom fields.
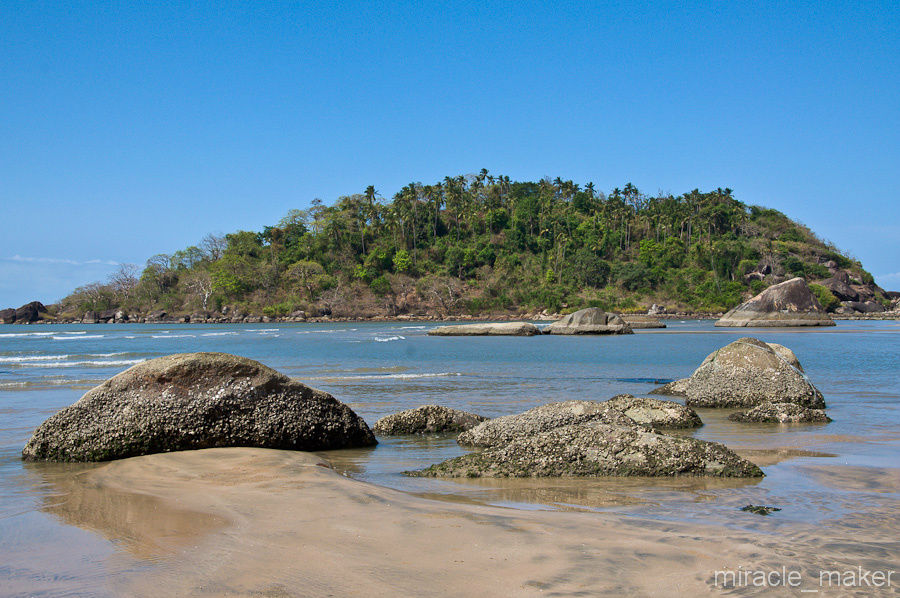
left=10, top=447, right=897, bottom=597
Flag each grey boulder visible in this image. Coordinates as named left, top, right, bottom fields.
left=652, top=338, right=825, bottom=409
left=715, top=277, right=835, bottom=327
left=373, top=405, right=487, bottom=435
left=22, top=352, right=376, bottom=462
left=603, top=394, right=702, bottom=429
left=546, top=308, right=634, bottom=335
left=457, top=400, right=636, bottom=448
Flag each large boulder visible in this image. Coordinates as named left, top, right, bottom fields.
left=715, top=278, right=835, bottom=327
left=728, top=402, right=831, bottom=424
left=603, top=394, right=702, bottom=429
left=22, top=352, right=376, bottom=462
left=410, top=421, right=762, bottom=478
left=428, top=322, right=540, bottom=336
left=373, top=405, right=487, bottom=435
left=651, top=338, right=825, bottom=409
left=457, top=400, right=636, bottom=448
left=546, top=308, right=634, bottom=335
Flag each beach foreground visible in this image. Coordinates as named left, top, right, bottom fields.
left=15, top=447, right=899, bottom=597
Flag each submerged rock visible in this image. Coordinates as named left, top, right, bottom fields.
left=457, top=400, right=636, bottom=448
left=651, top=338, right=825, bottom=409
left=728, top=402, right=832, bottom=423
left=715, top=277, right=835, bottom=327
left=411, top=421, right=763, bottom=478
left=373, top=405, right=487, bottom=435
left=603, top=394, right=702, bottom=429
left=427, top=322, right=540, bottom=336
left=546, top=308, right=633, bottom=335
left=22, top=352, right=376, bottom=462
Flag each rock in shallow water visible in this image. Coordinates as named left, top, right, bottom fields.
left=22, top=352, right=376, bottom=462
left=411, top=421, right=762, bottom=478
left=373, top=405, right=487, bottom=435
left=728, top=402, right=832, bottom=423
left=458, top=396, right=702, bottom=448
left=457, top=400, right=636, bottom=448
left=603, top=395, right=702, bottom=429
left=652, top=337, right=825, bottom=409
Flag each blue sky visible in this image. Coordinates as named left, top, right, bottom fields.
left=1, top=1, right=898, bottom=306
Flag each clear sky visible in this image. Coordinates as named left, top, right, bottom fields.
left=1, top=1, right=898, bottom=307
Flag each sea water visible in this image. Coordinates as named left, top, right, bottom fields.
left=1, top=320, right=898, bottom=593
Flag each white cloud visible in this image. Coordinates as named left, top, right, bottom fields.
left=4, top=255, right=119, bottom=266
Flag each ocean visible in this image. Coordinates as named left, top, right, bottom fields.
left=1, top=320, right=898, bottom=594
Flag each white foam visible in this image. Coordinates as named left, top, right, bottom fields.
left=374, top=335, right=405, bottom=342
left=51, top=335, right=105, bottom=340
left=150, top=334, right=197, bottom=339
left=201, top=332, right=238, bottom=337
left=13, top=359, right=145, bottom=368
left=0, top=355, right=70, bottom=363
left=399, top=326, right=427, bottom=329
left=309, top=372, right=461, bottom=381
left=0, top=332, right=55, bottom=338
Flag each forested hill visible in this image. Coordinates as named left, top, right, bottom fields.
left=55, top=171, right=889, bottom=320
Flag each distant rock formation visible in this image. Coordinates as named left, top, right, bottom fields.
left=427, top=322, right=540, bottom=336
left=546, top=308, right=634, bottom=335
left=0, top=301, right=51, bottom=324
left=621, top=314, right=666, bottom=329
left=22, top=352, right=376, bottom=462
left=715, top=278, right=835, bottom=327
left=373, top=405, right=487, bottom=435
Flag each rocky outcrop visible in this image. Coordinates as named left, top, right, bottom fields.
left=728, top=402, right=832, bottom=423
left=715, top=278, right=835, bottom=327
left=1, top=301, right=51, bottom=324
left=603, top=394, right=702, bottom=429
left=621, top=315, right=666, bottom=329
left=821, top=271, right=859, bottom=302
left=546, top=308, right=634, bottom=335
left=411, top=421, right=762, bottom=478
left=22, top=352, right=376, bottom=462
left=373, top=405, right=487, bottom=435
left=427, top=322, right=540, bottom=336
left=457, top=400, right=637, bottom=448
left=651, top=338, right=825, bottom=409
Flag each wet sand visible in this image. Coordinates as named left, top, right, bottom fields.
left=16, top=448, right=900, bottom=597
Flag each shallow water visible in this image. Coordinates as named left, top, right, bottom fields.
left=1, top=320, right=898, bottom=594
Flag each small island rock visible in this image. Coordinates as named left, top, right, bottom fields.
left=373, top=405, right=487, bottom=435
left=546, top=308, right=634, bottom=335
left=22, top=352, right=376, bottom=462
left=428, top=322, right=540, bottom=336
left=621, top=315, right=667, bottom=329
left=715, top=277, right=835, bottom=327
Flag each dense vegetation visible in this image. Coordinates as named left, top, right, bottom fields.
left=58, top=170, right=877, bottom=319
